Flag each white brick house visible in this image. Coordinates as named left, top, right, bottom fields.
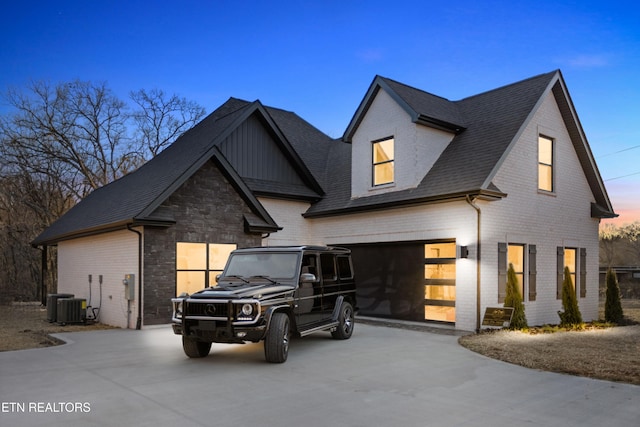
left=33, top=70, right=615, bottom=331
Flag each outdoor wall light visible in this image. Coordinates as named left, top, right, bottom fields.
left=460, top=246, right=469, bottom=258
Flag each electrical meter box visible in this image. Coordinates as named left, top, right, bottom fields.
left=123, top=274, right=135, bottom=300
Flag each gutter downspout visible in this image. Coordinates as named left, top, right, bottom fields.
left=38, top=245, right=47, bottom=306
left=127, top=225, right=143, bottom=330
left=466, top=195, right=481, bottom=333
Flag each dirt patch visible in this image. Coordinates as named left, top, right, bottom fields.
left=459, top=300, right=640, bottom=385
left=0, top=302, right=116, bottom=352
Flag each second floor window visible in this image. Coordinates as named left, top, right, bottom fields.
left=538, top=135, right=554, bottom=192
left=372, top=137, right=394, bottom=186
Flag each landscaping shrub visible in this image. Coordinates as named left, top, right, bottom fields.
left=605, top=268, right=624, bottom=324
left=558, top=266, right=582, bottom=326
left=504, top=263, right=528, bottom=329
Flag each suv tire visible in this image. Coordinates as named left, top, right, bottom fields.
left=331, top=301, right=354, bottom=340
left=264, top=312, right=290, bottom=363
left=183, top=336, right=212, bottom=358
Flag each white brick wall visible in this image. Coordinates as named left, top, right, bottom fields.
left=259, top=198, right=316, bottom=246
left=58, top=229, right=140, bottom=329
left=488, top=91, right=600, bottom=326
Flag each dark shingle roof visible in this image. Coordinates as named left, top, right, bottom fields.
left=34, top=70, right=615, bottom=244
left=32, top=98, right=321, bottom=245
left=305, top=70, right=614, bottom=217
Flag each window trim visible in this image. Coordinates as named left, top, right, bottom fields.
left=538, top=134, right=555, bottom=193
left=372, top=136, right=395, bottom=187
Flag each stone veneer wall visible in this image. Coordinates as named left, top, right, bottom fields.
left=142, top=159, right=261, bottom=325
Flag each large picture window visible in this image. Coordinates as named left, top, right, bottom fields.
left=176, top=242, right=236, bottom=296
left=372, top=137, right=394, bottom=186
left=538, top=135, right=554, bottom=192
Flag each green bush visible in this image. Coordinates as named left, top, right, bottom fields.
left=558, top=266, right=582, bottom=326
left=504, top=263, right=528, bottom=329
left=604, top=268, right=623, bottom=324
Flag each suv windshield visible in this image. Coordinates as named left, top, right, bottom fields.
left=223, top=252, right=300, bottom=280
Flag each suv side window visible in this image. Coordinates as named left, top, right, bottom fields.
left=337, top=255, right=353, bottom=279
left=320, top=253, right=336, bottom=281
left=301, top=254, right=319, bottom=278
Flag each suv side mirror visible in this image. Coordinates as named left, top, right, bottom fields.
left=300, top=273, right=317, bottom=283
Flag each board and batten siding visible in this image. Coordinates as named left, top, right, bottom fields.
left=57, top=229, right=140, bottom=329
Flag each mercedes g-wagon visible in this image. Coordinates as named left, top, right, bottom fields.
left=171, top=246, right=356, bottom=363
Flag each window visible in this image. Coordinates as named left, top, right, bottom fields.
left=508, top=244, right=525, bottom=298
left=557, top=247, right=586, bottom=299
left=176, top=242, right=236, bottom=296
left=320, top=253, right=336, bottom=281
left=538, top=135, right=554, bottom=192
left=337, top=255, right=353, bottom=279
left=424, top=242, right=456, bottom=323
left=498, top=243, right=537, bottom=302
left=372, top=137, right=394, bottom=186
left=564, top=248, right=577, bottom=290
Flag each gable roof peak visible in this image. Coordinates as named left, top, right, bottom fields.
left=343, top=74, right=466, bottom=142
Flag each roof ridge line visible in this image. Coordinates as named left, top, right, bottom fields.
left=457, top=70, right=559, bottom=103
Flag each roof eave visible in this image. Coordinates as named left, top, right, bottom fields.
left=31, top=217, right=178, bottom=247
left=415, top=114, right=466, bottom=134
left=591, top=202, right=618, bottom=219
left=303, top=189, right=505, bottom=218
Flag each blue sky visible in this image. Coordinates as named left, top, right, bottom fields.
left=2, top=0, right=639, bottom=224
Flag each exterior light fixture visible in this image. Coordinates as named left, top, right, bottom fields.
left=460, top=246, right=469, bottom=259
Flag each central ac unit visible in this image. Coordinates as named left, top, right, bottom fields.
left=46, top=293, right=74, bottom=322
left=57, top=298, right=86, bottom=325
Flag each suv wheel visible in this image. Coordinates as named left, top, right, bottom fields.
left=264, top=312, right=290, bottom=363
left=331, top=301, right=354, bottom=340
left=182, top=336, right=212, bottom=358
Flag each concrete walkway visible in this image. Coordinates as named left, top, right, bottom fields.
left=1, top=322, right=638, bottom=427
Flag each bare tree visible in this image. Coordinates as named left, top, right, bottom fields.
left=1, top=80, right=138, bottom=200
left=130, top=88, right=206, bottom=157
left=0, top=80, right=206, bottom=302
left=599, top=223, right=623, bottom=267
left=620, top=222, right=640, bottom=265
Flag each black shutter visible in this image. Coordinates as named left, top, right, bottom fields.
left=556, top=247, right=564, bottom=299
left=528, top=245, right=537, bottom=301
left=579, top=248, right=587, bottom=298
left=498, top=243, right=507, bottom=303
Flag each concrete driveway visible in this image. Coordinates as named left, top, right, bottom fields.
left=1, top=322, right=638, bottom=427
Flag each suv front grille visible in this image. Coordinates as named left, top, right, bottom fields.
left=185, top=301, right=229, bottom=318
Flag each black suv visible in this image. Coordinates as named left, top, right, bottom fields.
left=171, top=246, right=356, bottom=363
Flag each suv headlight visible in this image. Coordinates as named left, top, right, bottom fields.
left=172, top=299, right=184, bottom=318
left=235, top=302, right=259, bottom=321
left=241, top=303, right=253, bottom=316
